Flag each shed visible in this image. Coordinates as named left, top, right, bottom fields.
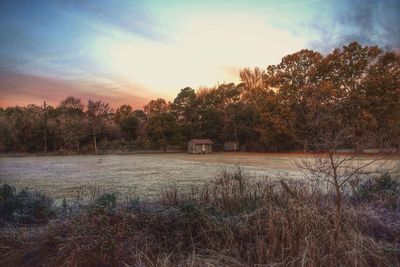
left=224, top=141, right=239, bottom=151
left=188, top=139, right=213, bottom=154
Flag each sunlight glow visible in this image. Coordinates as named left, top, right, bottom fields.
left=94, top=14, right=307, bottom=98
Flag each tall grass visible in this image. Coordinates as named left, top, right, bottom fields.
left=0, top=169, right=399, bottom=266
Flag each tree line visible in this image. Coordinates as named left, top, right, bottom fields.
left=0, top=42, right=399, bottom=153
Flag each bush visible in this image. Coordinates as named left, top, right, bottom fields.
left=89, top=192, right=117, bottom=213
left=0, top=184, right=15, bottom=202
left=162, top=167, right=272, bottom=214
left=14, top=190, right=55, bottom=223
left=0, top=184, right=54, bottom=224
left=355, top=174, right=400, bottom=209
left=0, top=184, right=17, bottom=219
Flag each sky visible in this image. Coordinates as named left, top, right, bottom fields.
left=0, top=0, right=399, bottom=108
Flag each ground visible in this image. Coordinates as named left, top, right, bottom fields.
left=0, top=152, right=394, bottom=201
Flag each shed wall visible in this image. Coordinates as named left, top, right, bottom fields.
left=188, top=143, right=212, bottom=153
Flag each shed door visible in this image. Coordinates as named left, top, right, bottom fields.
left=202, top=144, right=205, bottom=152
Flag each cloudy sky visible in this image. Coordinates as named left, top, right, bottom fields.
left=0, top=0, right=399, bottom=108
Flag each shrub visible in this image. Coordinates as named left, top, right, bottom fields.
left=89, top=192, right=117, bottom=213
left=14, top=190, right=55, bottom=223
left=355, top=173, right=400, bottom=209
left=0, top=184, right=17, bottom=219
left=0, top=184, right=54, bottom=224
left=162, top=167, right=273, bottom=214
left=0, top=184, right=15, bottom=202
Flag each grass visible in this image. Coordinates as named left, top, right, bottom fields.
left=2, top=153, right=394, bottom=201
left=0, top=169, right=399, bottom=266
left=0, top=153, right=308, bottom=201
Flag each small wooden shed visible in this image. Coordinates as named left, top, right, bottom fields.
left=188, top=139, right=213, bottom=154
left=224, top=141, right=239, bottom=151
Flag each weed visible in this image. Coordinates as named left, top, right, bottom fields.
left=0, top=170, right=399, bottom=266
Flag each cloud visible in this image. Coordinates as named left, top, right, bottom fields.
left=0, top=0, right=174, bottom=107
left=0, top=72, right=151, bottom=108
left=60, top=0, right=169, bottom=42
left=93, top=13, right=307, bottom=95
left=309, top=0, right=400, bottom=52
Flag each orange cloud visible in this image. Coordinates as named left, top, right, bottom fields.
left=0, top=72, right=154, bottom=109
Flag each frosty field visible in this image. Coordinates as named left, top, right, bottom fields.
left=1, top=152, right=396, bottom=201
left=0, top=153, right=303, bottom=200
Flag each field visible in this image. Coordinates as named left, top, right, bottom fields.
left=0, top=152, right=305, bottom=200
left=1, top=152, right=400, bottom=266
left=1, top=152, right=394, bottom=201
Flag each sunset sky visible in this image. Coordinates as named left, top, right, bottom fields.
left=0, top=0, right=399, bottom=108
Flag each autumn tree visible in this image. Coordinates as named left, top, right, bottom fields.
left=196, top=88, right=224, bottom=140
left=239, top=68, right=285, bottom=151
left=58, top=96, right=85, bottom=152
left=317, top=42, right=382, bottom=147
left=86, top=100, right=111, bottom=153
left=216, top=83, right=242, bottom=142
left=361, top=51, right=400, bottom=152
left=264, top=49, right=322, bottom=150
left=171, top=87, right=198, bottom=141
left=228, top=97, right=261, bottom=150
left=143, top=98, right=169, bottom=117
left=143, top=99, right=177, bottom=152
left=114, top=105, right=140, bottom=141
left=239, top=67, right=265, bottom=102
left=2, top=105, right=43, bottom=152
left=0, top=41, right=398, bottom=154
left=293, top=43, right=393, bottom=219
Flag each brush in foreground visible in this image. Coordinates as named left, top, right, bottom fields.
left=0, top=170, right=399, bottom=266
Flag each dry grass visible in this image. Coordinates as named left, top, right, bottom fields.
left=0, top=169, right=399, bottom=266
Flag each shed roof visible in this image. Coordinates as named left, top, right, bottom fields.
left=189, top=139, right=214, bottom=144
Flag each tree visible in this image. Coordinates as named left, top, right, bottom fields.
left=58, top=96, right=85, bottom=152
left=171, top=87, right=198, bottom=140
left=132, top=110, right=147, bottom=125
left=59, top=96, right=85, bottom=112
left=114, top=105, right=140, bottom=141
left=196, top=88, right=224, bottom=141
left=267, top=49, right=323, bottom=151
left=145, top=112, right=178, bottom=152
left=227, top=99, right=262, bottom=150
left=361, top=51, right=400, bottom=152
left=215, top=83, right=241, bottom=142
left=114, top=104, right=132, bottom=123
left=0, top=41, right=398, bottom=155
left=143, top=98, right=177, bottom=152
left=1, top=105, right=43, bottom=152
left=290, top=45, right=391, bottom=216
left=86, top=100, right=111, bottom=153
left=143, top=98, right=169, bottom=117
left=239, top=69, right=287, bottom=151
left=317, top=42, right=382, bottom=144
left=239, top=67, right=265, bottom=102
left=294, top=115, right=388, bottom=216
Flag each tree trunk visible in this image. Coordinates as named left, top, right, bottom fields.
left=328, top=152, right=342, bottom=241
left=334, top=182, right=342, bottom=215
left=303, top=142, right=308, bottom=153
left=93, top=127, right=97, bottom=153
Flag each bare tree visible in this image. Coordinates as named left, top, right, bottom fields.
left=293, top=103, right=396, bottom=218
left=239, top=67, right=264, bottom=90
